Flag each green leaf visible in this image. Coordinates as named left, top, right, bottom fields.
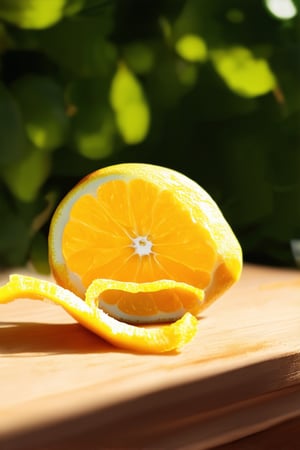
left=175, top=34, right=207, bottom=62
left=146, top=53, right=193, bottom=109
left=12, top=75, right=69, bottom=152
left=2, top=143, right=51, bottom=203
left=179, top=64, right=258, bottom=121
left=110, top=64, right=145, bottom=111
left=0, top=0, right=67, bottom=29
left=211, top=47, right=277, bottom=97
left=73, top=113, right=116, bottom=159
left=0, top=192, right=31, bottom=267
left=39, top=16, right=116, bottom=77
left=123, top=42, right=155, bottom=74
left=29, top=232, right=50, bottom=274
left=68, top=79, right=117, bottom=159
left=110, top=64, right=150, bottom=144
left=116, top=103, right=150, bottom=145
left=0, top=82, right=27, bottom=167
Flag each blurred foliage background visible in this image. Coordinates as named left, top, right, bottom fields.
left=0, top=0, right=299, bottom=271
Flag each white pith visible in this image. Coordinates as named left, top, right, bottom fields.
left=98, top=299, right=187, bottom=324
left=131, top=235, right=153, bottom=256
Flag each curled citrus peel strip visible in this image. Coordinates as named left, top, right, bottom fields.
left=0, top=275, right=201, bottom=353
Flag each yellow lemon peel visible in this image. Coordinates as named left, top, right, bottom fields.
left=0, top=275, right=200, bottom=353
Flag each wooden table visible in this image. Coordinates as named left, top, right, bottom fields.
left=0, top=264, right=300, bottom=449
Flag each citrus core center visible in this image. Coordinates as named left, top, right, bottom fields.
left=131, top=236, right=153, bottom=256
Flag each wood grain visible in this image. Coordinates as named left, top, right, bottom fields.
left=215, top=415, right=300, bottom=450
left=0, top=264, right=300, bottom=449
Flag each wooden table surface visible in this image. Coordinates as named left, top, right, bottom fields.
left=0, top=264, right=300, bottom=449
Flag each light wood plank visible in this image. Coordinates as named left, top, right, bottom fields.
left=0, top=264, right=300, bottom=449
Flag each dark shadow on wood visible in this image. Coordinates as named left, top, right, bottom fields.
left=0, top=322, right=115, bottom=355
